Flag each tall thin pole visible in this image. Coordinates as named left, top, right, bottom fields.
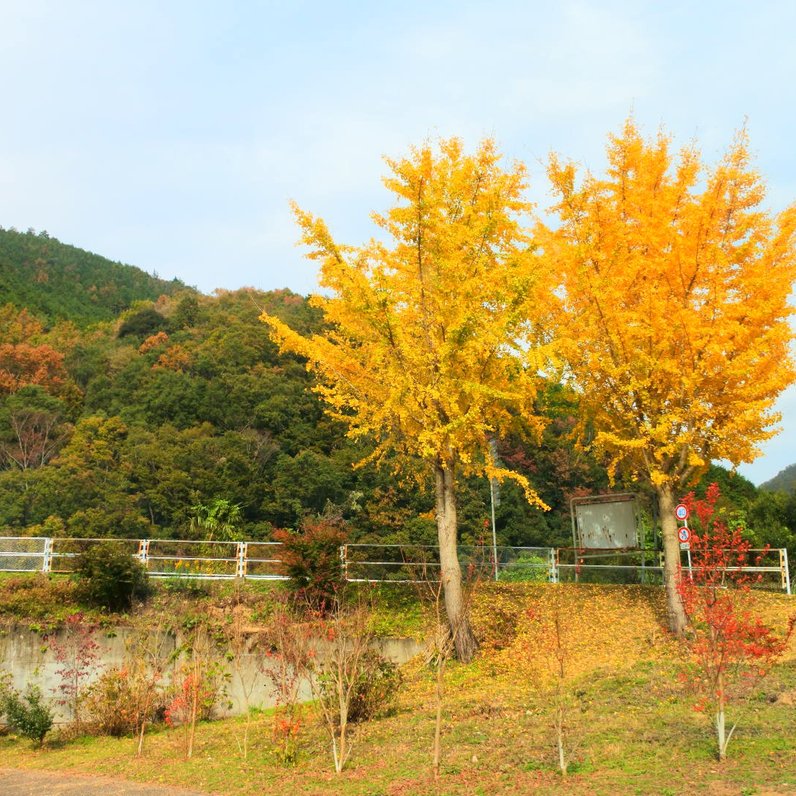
left=489, top=477, right=498, bottom=581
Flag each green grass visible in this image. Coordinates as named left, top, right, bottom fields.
left=2, top=581, right=795, bottom=794
left=3, top=656, right=796, bottom=794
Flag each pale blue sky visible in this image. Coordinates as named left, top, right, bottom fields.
left=1, top=1, right=794, bottom=484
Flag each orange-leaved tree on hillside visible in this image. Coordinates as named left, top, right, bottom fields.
left=0, top=342, right=68, bottom=396
left=0, top=305, right=44, bottom=344
left=261, top=138, right=554, bottom=662
left=542, top=120, right=796, bottom=634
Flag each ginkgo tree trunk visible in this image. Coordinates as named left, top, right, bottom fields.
left=542, top=120, right=796, bottom=634
left=262, top=138, right=552, bottom=662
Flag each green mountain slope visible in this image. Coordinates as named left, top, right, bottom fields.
left=760, top=463, right=796, bottom=494
left=0, top=227, right=188, bottom=326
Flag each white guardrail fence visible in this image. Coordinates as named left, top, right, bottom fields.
left=0, top=537, right=790, bottom=593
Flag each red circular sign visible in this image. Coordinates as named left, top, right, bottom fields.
left=678, top=526, right=691, bottom=543
left=675, top=504, right=689, bottom=521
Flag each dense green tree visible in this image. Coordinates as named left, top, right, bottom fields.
left=262, top=449, right=357, bottom=528
left=25, top=416, right=133, bottom=531
left=746, top=490, right=796, bottom=565
left=117, top=306, right=169, bottom=339
left=0, top=385, right=71, bottom=470
left=692, top=465, right=758, bottom=508
left=172, top=294, right=201, bottom=329
left=0, top=468, right=38, bottom=526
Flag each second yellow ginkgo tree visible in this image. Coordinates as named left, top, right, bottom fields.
left=541, top=120, right=796, bottom=633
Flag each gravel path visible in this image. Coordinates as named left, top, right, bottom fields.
left=0, top=769, right=213, bottom=795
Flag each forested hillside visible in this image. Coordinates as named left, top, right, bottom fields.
left=0, top=284, right=603, bottom=545
left=0, top=234, right=794, bottom=558
left=0, top=227, right=187, bottom=326
left=761, top=463, right=796, bottom=494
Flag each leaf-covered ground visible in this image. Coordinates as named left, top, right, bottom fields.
left=2, top=584, right=795, bottom=795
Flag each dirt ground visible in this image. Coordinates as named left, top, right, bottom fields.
left=0, top=769, right=211, bottom=796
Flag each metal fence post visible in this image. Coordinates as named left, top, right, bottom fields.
left=549, top=547, right=558, bottom=584
left=42, top=537, right=53, bottom=574
left=237, top=542, right=247, bottom=578
left=138, top=539, right=150, bottom=569
left=782, top=548, right=791, bottom=596
left=340, top=544, right=348, bottom=582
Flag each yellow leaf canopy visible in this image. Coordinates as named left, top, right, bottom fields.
left=542, top=120, right=796, bottom=488
left=262, top=139, right=552, bottom=506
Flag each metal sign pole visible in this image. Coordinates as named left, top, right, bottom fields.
left=676, top=504, right=692, bottom=579
left=489, top=478, right=498, bottom=581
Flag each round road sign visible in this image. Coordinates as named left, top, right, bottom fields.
left=678, top=526, right=691, bottom=543
left=675, top=504, right=689, bottom=521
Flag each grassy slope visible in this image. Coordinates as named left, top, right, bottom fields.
left=2, top=583, right=795, bottom=795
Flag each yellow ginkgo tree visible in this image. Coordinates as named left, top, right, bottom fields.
left=262, top=138, right=551, bottom=661
left=542, top=120, right=796, bottom=634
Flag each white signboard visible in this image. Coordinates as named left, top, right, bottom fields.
left=574, top=498, right=639, bottom=549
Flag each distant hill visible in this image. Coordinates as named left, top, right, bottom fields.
left=0, top=227, right=190, bottom=326
left=760, top=463, right=796, bottom=494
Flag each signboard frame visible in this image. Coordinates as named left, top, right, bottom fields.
left=570, top=492, right=643, bottom=550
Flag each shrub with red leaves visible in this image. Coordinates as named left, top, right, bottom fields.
left=272, top=515, right=348, bottom=612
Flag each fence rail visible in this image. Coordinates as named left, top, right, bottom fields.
left=552, top=546, right=790, bottom=593
left=0, top=536, right=288, bottom=581
left=0, top=536, right=790, bottom=593
left=343, top=543, right=556, bottom=583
